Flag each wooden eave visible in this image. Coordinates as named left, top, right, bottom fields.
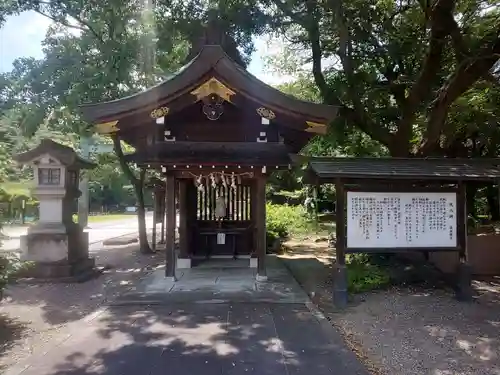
left=79, top=45, right=338, bottom=133
left=302, top=157, right=500, bottom=184
left=123, top=141, right=293, bottom=167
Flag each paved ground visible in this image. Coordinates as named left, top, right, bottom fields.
left=5, top=303, right=369, bottom=375
left=113, top=257, right=310, bottom=305
left=0, top=214, right=155, bottom=252
left=1, top=251, right=370, bottom=375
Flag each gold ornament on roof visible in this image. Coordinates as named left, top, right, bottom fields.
left=256, top=107, right=276, bottom=120
left=305, top=121, right=327, bottom=135
left=95, top=120, right=119, bottom=134
left=191, top=77, right=235, bottom=103
left=150, top=106, right=170, bottom=119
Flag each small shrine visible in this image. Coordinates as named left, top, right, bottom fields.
left=14, top=139, right=97, bottom=282
left=79, top=18, right=338, bottom=281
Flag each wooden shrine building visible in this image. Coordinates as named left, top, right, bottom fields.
left=79, top=23, right=338, bottom=281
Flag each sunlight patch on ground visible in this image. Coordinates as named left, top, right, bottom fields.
left=148, top=321, right=239, bottom=356
left=72, top=214, right=135, bottom=223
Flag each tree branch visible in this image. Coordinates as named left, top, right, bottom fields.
left=272, top=0, right=394, bottom=148
left=330, top=0, right=394, bottom=149
left=397, top=0, right=457, bottom=151
left=33, top=4, right=105, bottom=45
left=32, top=9, right=87, bottom=33
left=420, top=33, right=500, bottom=154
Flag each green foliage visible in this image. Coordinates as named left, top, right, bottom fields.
left=87, top=149, right=142, bottom=209
left=0, top=214, right=30, bottom=297
left=266, top=203, right=318, bottom=243
left=346, top=254, right=391, bottom=294
left=0, top=253, right=30, bottom=295
left=265, top=0, right=500, bottom=157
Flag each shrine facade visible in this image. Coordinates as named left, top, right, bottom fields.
left=79, top=28, right=338, bottom=281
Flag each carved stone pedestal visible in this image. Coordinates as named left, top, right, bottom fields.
left=20, top=225, right=96, bottom=282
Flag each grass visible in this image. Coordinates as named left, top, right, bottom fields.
left=346, top=254, right=391, bottom=294
left=72, top=214, right=134, bottom=223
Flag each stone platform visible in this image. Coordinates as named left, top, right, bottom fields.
left=111, top=256, right=309, bottom=305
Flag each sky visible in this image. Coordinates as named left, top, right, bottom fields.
left=0, top=11, right=290, bottom=85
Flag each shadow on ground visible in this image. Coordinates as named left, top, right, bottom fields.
left=2, top=243, right=164, bottom=325
left=0, top=314, right=27, bottom=371
left=11, top=303, right=369, bottom=375
left=281, top=236, right=500, bottom=375
left=0, top=240, right=166, bottom=371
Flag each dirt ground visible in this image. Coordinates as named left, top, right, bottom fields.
left=280, top=236, right=500, bottom=375
left=0, top=240, right=164, bottom=372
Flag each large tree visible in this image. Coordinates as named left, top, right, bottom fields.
left=264, top=0, right=500, bottom=156
left=1, top=0, right=271, bottom=251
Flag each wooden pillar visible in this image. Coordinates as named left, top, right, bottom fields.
left=250, top=179, right=258, bottom=268
left=333, top=178, right=347, bottom=308
left=165, top=173, right=176, bottom=280
left=159, top=190, right=165, bottom=244
left=187, top=181, right=197, bottom=255
left=152, top=190, right=157, bottom=251
left=255, top=175, right=267, bottom=281
left=163, top=186, right=172, bottom=243
left=456, top=181, right=473, bottom=301
left=177, top=179, right=191, bottom=268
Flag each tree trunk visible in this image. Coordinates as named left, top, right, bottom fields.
left=134, top=168, right=152, bottom=253
left=112, top=136, right=153, bottom=254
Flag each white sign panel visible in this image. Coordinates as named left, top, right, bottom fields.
left=346, top=192, right=457, bottom=248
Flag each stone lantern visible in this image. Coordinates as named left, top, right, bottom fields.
left=14, top=139, right=97, bottom=281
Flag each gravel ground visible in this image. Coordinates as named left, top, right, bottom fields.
left=281, top=237, right=500, bottom=375
left=330, top=287, right=500, bottom=375
left=0, top=239, right=165, bottom=371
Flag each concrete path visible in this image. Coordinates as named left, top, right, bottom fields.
left=113, top=256, right=311, bottom=305
left=2, top=256, right=369, bottom=375
left=5, top=303, right=369, bottom=375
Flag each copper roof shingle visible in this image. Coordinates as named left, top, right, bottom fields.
left=306, top=157, right=500, bottom=181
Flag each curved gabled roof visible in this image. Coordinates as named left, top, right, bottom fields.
left=79, top=45, right=338, bottom=125
left=14, top=139, right=95, bottom=169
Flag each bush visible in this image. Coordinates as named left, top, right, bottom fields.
left=346, top=253, right=391, bottom=294
left=0, top=254, right=26, bottom=293
left=266, top=203, right=315, bottom=243
left=0, top=218, right=27, bottom=298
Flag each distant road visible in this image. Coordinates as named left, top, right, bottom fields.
left=1, top=213, right=155, bottom=253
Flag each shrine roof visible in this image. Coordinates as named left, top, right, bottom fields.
left=124, top=141, right=292, bottom=167
left=303, top=157, right=500, bottom=182
left=14, top=139, right=95, bottom=169
left=79, top=45, right=338, bottom=129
